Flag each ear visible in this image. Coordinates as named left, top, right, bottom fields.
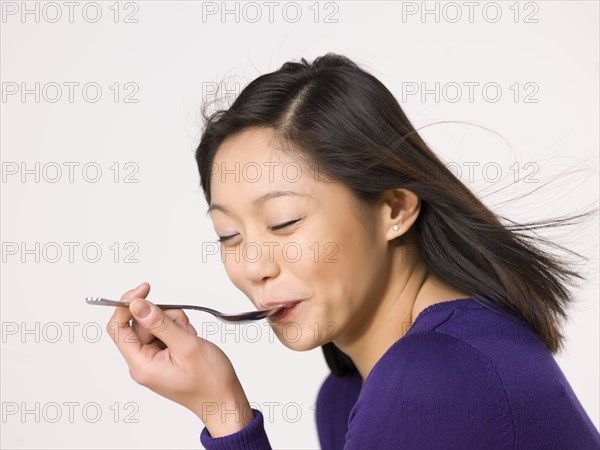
left=376, top=189, right=421, bottom=243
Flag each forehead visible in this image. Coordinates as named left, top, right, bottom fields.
left=210, top=127, right=312, bottom=194
left=214, top=126, right=287, bottom=164
left=208, top=127, right=364, bottom=222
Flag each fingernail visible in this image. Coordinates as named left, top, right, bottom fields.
left=130, top=299, right=150, bottom=319
left=134, top=282, right=145, bottom=291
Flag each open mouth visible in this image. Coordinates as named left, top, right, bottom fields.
left=268, top=301, right=301, bottom=323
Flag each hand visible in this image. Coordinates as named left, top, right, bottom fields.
left=105, top=282, right=253, bottom=436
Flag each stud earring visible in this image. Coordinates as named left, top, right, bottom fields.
left=393, top=225, right=399, bottom=231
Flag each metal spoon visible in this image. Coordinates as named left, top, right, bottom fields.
left=85, top=297, right=283, bottom=323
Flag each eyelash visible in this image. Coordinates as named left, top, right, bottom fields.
left=217, top=218, right=302, bottom=243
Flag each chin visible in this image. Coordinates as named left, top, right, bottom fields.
left=271, top=326, right=326, bottom=351
left=279, top=338, right=322, bottom=352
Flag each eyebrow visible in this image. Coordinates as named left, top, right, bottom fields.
left=206, top=190, right=308, bottom=215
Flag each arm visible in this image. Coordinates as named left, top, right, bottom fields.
left=106, top=283, right=272, bottom=448
left=315, top=370, right=362, bottom=450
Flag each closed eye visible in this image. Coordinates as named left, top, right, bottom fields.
left=269, top=217, right=302, bottom=232
left=216, top=218, right=303, bottom=243
left=216, top=233, right=237, bottom=243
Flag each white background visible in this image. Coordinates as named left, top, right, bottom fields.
left=1, top=1, right=598, bottom=449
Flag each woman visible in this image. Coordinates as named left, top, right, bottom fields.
left=106, top=53, right=600, bottom=449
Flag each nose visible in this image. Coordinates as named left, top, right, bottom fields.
left=243, top=240, right=281, bottom=282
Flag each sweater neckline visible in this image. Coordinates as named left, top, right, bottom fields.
left=411, top=296, right=480, bottom=324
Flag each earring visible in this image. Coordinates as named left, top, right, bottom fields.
left=393, top=225, right=399, bottom=231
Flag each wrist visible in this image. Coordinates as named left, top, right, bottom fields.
left=191, top=385, right=253, bottom=437
left=200, top=398, right=254, bottom=438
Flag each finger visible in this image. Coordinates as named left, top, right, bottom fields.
left=131, top=319, right=153, bottom=346
left=108, top=282, right=151, bottom=334
left=135, top=309, right=190, bottom=345
left=106, top=282, right=151, bottom=358
left=167, top=309, right=191, bottom=330
left=128, top=298, right=195, bottom=354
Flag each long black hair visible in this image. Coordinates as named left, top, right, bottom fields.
left=195, top=53, right=597, bottom=377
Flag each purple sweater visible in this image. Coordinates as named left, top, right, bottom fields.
left=200, top=297, right=600, bottom=449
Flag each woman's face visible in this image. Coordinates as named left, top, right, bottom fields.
left=208, top=127, right=392, bottom=351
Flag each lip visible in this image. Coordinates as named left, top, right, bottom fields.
left=267, top=301, right=302, bottom=323
left=259, top=299, right=304, bottom=310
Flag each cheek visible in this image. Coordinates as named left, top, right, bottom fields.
left=294, top=232, right=362, bottom=313
left=310, top=224, right=381, bottom=314
left=222, top=258, right=249, bottom=295
left=309, top=229, right=369, bottom=283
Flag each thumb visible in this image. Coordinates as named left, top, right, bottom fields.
left=129, top=298, right=192, bottom=350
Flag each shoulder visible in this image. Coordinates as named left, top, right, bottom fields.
left=364, top=331, right=510, bottom=396
left=365, top=329, right=508, bottom=385
left=358, top=331, right=511, bottom=410
left=346, top=332, right=514, bottom=449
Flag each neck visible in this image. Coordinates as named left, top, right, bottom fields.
left=335, top=244, right=468, bottom=385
